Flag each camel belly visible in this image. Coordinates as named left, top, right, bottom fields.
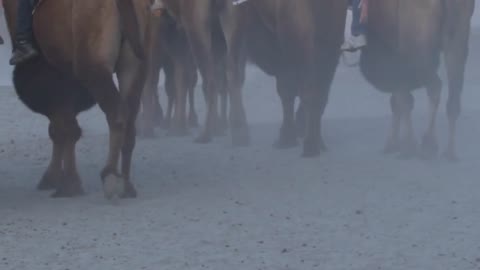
left=360, top=0, right=443, bottom=93
left=359, top=43, right=441, bottom=93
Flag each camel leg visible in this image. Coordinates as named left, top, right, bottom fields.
left=138, top=59, right=162, bottom=138
left=149, top=17, right=165, bottom=129
left=221, top=4, right=249, bottom=146
left=295, top=101, right=306, bottom=139
left=444, top=21, right=471, bottom=161
left=397, top=92, right=417, bottom=159
left=384, top=94, right=402, bottom=154
left=274, top=76, right=298, bottom=149
left=114, top=45, right=148, bottom=199
left=218, top=86, right=228, bottom=133
left=78, top=69, right=127, bottom=199
left=99, top=79, right=126, bottom=198
left=182, top=3, right=218, bottom=144
left=443, top=0, right=473, bottom=161
left=301, top=85, right=322, bottom=158
left=37, top=120, right=64, bottom=190
left=121, top=113, right=140, bottom=199
left=188, top=69, right=199, bottom=128
left=215, top=62, right=228, bottom=136
left=168, top=57, right=189, bottom=136
left=164, top=61, right=175, bottom=130
left=302, top=60, right=336, bottom=157
left=421, top=75, right=442, bottom=159
left=51, top=115, right=84, bottom=198
left=213, top=45, right=228, bottom=136
left=302, top=78, right=332, bottom=157
left=153, top=89, right=164, bottom=127
left=138, top=14, right=164, bottom=137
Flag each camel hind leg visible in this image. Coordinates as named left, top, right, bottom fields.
left=168, top=56, right=189, bottom=136
left=212, top=35, right=228, bottom=136
left=221, top=3, right=250, bottom=145
left=139, top=13, right=165, bottom=136
left=138, top=56, right=162, bottom=138
left=115, top=44, right=148, bottom=199
left=301, top=57, right=337, bottom=158
left=188, top=68, right=199, bottom=128
left=46, top=113, right=84, bottom=198
left=163, top=60, right=175, bottom=130
left=443, top=2, right=472, bottom=161
left=301, top=78, right=330, bottom=158
left=38, top=121, right=64, bottom=191
left=274, top=75, right=298, bottom=149
left=78, top=69, right=128, bottom=200
left=181, top=2, right=219, bottom=144
left=396, top=92, right=417, bottom=159
left=384, top=94, right=402, bottom=154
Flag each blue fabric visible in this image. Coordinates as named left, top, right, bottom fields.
left=15, top=0, right=34, bottom=41
left=350, top=0, right=366, bottom=36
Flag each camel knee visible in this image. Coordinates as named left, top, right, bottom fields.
left=49, top=120, right=82, bottom=145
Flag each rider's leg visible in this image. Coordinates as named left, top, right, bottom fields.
left=341, top=0, right=367, bottom=51
left=10, top=0, right=38, bottom=65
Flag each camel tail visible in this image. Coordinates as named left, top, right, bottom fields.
left=116, top=0, right=145, bottom=59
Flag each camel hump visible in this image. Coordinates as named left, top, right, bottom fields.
left=115, top=0, right=145, bottom=59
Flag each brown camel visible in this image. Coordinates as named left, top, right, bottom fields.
left=161, top=0, right=346, bottom=156
left=161, top=0, right=233, bottom=145
left=139, top=11, right=199, bottom=138
left=359, top=0, right=475, bottom=160
left=2, top=0, right=151, bottom=199
left=240, top=0, right=347, bottom=156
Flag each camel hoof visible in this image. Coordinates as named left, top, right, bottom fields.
left=103, top=175, right=125, bottom=201
left=37, top=170, right=62, bottom=191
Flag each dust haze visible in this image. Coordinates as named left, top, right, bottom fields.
left=0, top=5, right=479, bottom=270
